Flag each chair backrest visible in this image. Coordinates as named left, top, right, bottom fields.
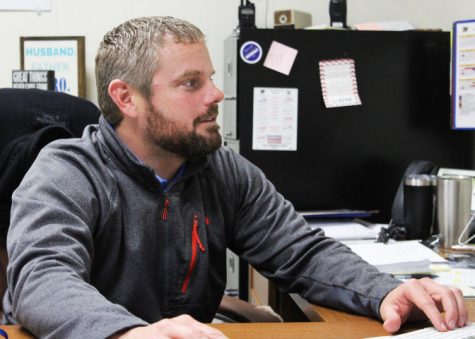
left=0, top=88, right=100, bottom=156
left=0, top=88, right=101, bottom=239
left=0, top=88, right=101, bottom=314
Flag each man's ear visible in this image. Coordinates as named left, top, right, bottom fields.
left=108, top=79, right=140, bottom=118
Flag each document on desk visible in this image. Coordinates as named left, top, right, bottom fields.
left=365, top=322, right=475, bottom=338
left=346, top=240, right=447, bottom=274
left=431, top=268, right=475, bottom=297
left=307, top=220, right=379, bottom=240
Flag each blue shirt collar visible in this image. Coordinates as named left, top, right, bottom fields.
left=156, top=164, right=186, bottom=191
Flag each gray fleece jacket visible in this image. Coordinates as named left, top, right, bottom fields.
left=4, top=115, right=401, bottom=338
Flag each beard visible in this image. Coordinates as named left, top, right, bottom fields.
left=144, top=102, right=222, bottom=161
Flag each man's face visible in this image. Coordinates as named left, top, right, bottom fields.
left=142, top=38, right=224, bottom=160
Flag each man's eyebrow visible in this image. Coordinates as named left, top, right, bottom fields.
left=176, top=70, right=202, bottom=80
left=176, top=70, right=216, bottom=80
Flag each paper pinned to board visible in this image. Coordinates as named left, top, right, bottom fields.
left=319, top=58, right=362, bottom=108
left=452, top=20, right=475, bottom=129
left=252, top=87, right=298, bottom=151
left=263, top=41, right=298, bottom=75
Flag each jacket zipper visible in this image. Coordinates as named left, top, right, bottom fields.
left=162, top=193, right=170, bottom=220
left=181, top=214, right=206, bottom=293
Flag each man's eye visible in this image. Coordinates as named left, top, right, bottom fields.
left=183, top=79, right=199, bottom=88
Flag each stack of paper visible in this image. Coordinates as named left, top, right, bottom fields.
left=308, top=220, right=379, bottom=241
left=346, top=240, right=447, bottom=275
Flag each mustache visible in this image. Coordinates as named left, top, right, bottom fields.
left=195, top=105, right=219, bottom=123
left=205, top=104, right=219, bottom=118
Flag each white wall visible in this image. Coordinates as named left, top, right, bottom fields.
left=1, top=0, right=475, bottom=107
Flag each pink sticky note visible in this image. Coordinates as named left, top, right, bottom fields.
left=263, top=41, right=298, bottom=75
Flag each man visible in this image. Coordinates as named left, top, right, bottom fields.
left=4, top=16, right=467, bottom=338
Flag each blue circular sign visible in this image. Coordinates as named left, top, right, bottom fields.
left=240, top=41, right=263, bottom=64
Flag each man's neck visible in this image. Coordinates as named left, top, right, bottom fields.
left=115, top=125, right=185, bottom=180
left=141, top=149, right=185, bottom=180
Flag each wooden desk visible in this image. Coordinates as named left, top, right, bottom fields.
left=289, top=294, right=475, bottom=324
left=0, top=325, right=32, bottom=339
left=212, top=321, right=388, bottom=338
left=2, top=299, right=474, bottom=339
left=216, top=298, right=475, bottom=338
left=0, top=322, right=390, bottom=339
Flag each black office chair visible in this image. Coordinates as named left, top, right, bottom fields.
left=0, top=88, right=101, bottom=316
left=216, top=295, right=282, bottom=323
left=0, top=88, right=101, bottom=242
left=0, top=88, right=282, bottom=323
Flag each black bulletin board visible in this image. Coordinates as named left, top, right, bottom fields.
left=237, top=29, right=474, bottom=222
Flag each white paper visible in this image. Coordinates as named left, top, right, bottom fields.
left=0, top=0, right=50, bottom=11
left=354, top=20, right=415, bottom=31
left=308, top=220, right=379, bottom=240
left=365, top=322, right=475, bottom=339
left=347, top=240, right=447, bottom=274
left=453, top=20, right=475, bottom=128
left=435, top=269, right=475, bottom=287
left=263, top=41, right=298, bottom=76
left=319, top=59, right=362, bottom=108
left=252, top=87, right=298, bottom=151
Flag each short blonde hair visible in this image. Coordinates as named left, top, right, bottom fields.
left=95, top=16, right=204, bottom=125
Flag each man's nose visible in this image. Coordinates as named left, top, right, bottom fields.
left=205, top=82, right=224, bottom=105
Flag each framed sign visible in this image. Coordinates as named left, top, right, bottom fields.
left=20, top=36, right=86, bottom=97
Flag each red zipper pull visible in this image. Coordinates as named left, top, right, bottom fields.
left=193, top=214, right=205, bottom=252
left=181, top=214, right=206, bottom=293
left=162, top=193, right=170, bottom=220
left=205, top=215, right=210, bottom=226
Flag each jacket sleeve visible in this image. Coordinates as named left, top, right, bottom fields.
left=221, top=149, right=402, bottom=319
left=5, top=145, right=147, bottom=338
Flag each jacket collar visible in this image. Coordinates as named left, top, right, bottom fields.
left=97, top=115, right=209, bottom=191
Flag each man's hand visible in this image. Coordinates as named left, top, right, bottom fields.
left=380, top=278, right=467, bottom=333
left=113, top=314, right=228, bottom=339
